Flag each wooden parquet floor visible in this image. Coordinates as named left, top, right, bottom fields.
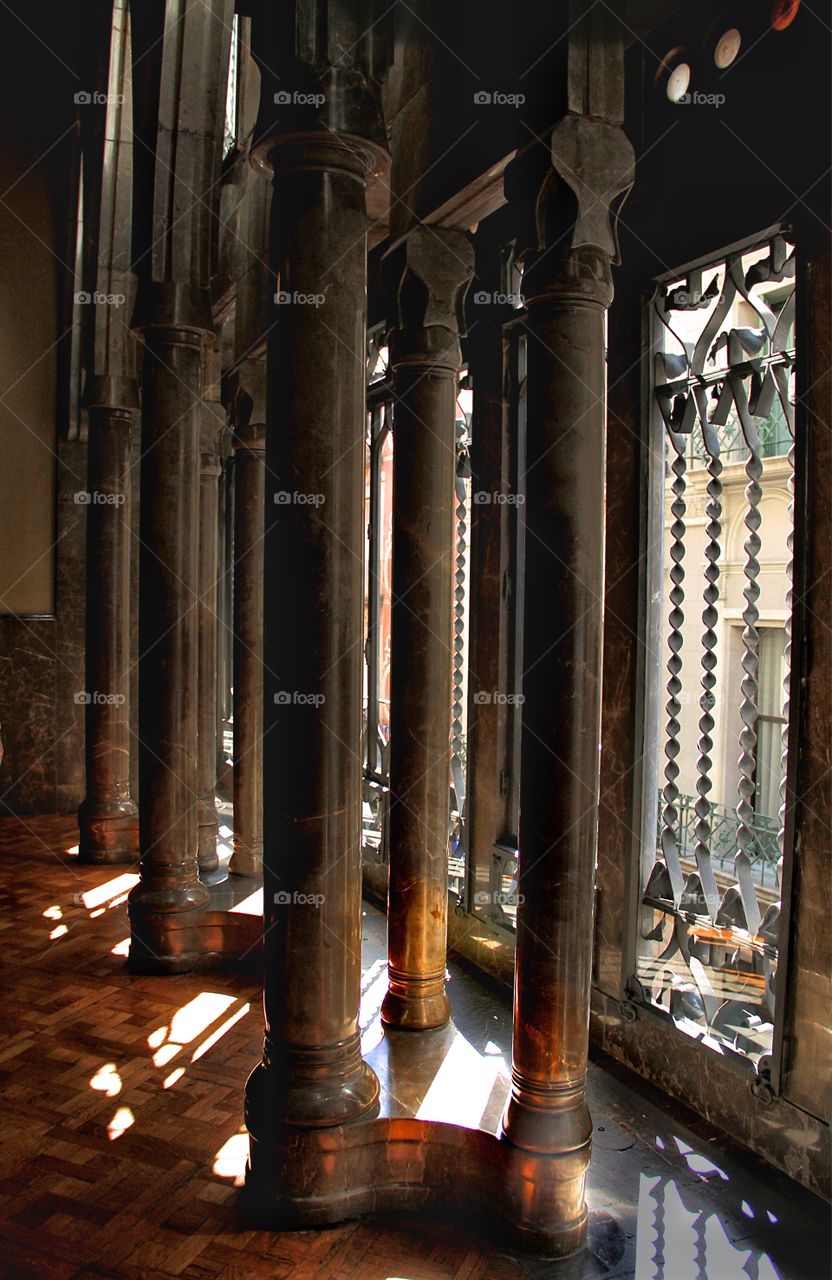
left=0, top=816, right=530, bottom=1280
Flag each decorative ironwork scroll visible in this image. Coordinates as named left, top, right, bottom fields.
left=638, top=234, right=796, bottom=1067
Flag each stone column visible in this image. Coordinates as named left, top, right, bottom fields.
left=197, top=356, right=224, bottom=874
left=499, top=6, right=634, bottom=1255
left=127, top=0, right=233, bottom=968
left=381, top=227, right=473, bottom=1030
left=229, top=362, right=266, bottom=877
left=78, top=394, right=139, bottom=863
left=244, top=1, right=390, bottom=1171
left=76, top=0, right=139, bottom=864
left=228, top=167, right=270, bottom=878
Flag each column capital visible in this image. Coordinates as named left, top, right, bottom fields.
left=389, top=225, right=474, bottom=372
left=229, top=359, right=267, bottom=453
left=130, top=0, right=234, bottom=332
left=249, top=0, right=391, bottom=175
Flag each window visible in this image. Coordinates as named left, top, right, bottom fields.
left=632, top=233, right=797, bottom=1070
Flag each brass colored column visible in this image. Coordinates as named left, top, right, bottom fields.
left=381, top=227, right=473, bottom=1030
left=197, top=369, right=224, bottom=874
left=229, top=363, right=265, bottom=877
left=500, top=6, right=634, bottom=1255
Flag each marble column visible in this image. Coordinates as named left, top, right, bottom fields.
left=499, top=7, right=634, bottom=1254
left=229, top=362, right=266, bottom=877
left=128, top=297, right=212, bottom=964
left=244, top=2, right=390, bottom=1167
left=77, top=391, right=139, bottom=863
left=126, top=0, right=232, bottom=968
left=381, top=227, right=473, bottom=1030
left=197, top=362, right=224, bottom=874
left=76, top=0, right=138, bottom=864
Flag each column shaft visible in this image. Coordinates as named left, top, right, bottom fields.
left=382, top=345, right=458, bottom=1029
left=501, top=246, right=613, bottom=1250
left=78, top=403, right=138, bottom=863
left=129, top=320, right=208, bottom=965
left=197, top=403, right=222, bottom=872
left=230, top=411, right=265, bottom=877
left=245, top=138, right=381, bottom=1137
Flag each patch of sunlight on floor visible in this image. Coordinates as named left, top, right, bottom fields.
left=360, top=960, right=388, bottom=1055
left=107, top=1106, right=134, bottom=1140
left=79, top=874, right=139, bottom=911
left=191, top=1002, right=250, bottom=1061
left=416, top=1031, right=507, bottom=1129
left=163, top=1068, right=185, bottom=1089
left=633, top=1172, right=782, bottom=1280
left=43, top=905, right=62, bottom=920
left=49, top=924, right=68, bottom=940
left=213, top=1130, right=248, bottom=1185
left=111, top=937, right=130, bottom=956
left=90, top=1063, right=122, bottom=1097
left=230, top=889, right=262, bottom=914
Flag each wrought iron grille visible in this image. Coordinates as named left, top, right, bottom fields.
left=634, top=233, right=796, bottom=1070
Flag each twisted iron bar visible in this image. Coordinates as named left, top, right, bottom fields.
left=693, top=418, right=723, bottom=920
left=734, top=413, right=763, bottom=935
left=660, top=438, right=687, bottom=904
left=777, top=441, right=795, bottom=874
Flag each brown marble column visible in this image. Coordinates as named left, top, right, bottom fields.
left=229, top=362, right=265, bottom=877
left=381, top=227, right=473, bottom=1030
left=128, top=291, right=213, bottom=966
left=126, top=0, right=232, bottom=968
left=499, top=14, right=634, bottom=1254
left=197, top=366, right=224, bottom=874
left=244, top=4, right=390, bottom=1175
left=76, top=0, right=138, bottom=864
left=78, top=388, right=139, bottom=863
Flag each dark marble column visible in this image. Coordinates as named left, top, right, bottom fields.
left=126, top=0, right=232, bottom=968
left=381, top=227, right=473, bottom=1030
left=229, top=362, right=265, bottom=877
left=76, top=0, right=138, bottom=864
left=78, top=391, right=139, bottom=863
left=197, top=364, right=224, bottom=874
left=128, top=295, right=213, bottom=965
left=499, top=11, right=634, bottom=1254
left=244, top=3, right=390, bottom=1169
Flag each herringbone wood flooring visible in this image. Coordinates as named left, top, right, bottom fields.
left=0, top=815, right=528, bottom=1280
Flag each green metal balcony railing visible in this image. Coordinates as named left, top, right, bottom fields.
left=656, top=789, right=781, bottom=889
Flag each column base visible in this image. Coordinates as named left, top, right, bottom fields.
left=240, top=1117, right=588, bottom=1258
left=77, top=804, right=139, bottom=865
left=381, top=975, right=451, bottom=1030
left=127, top=888, right=261, bottom=974
left=229, top=840, right=263, bottom=877
left=198, top=822, right=220, bottom=873
left=245, top=1045, right=380, bottom=1130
